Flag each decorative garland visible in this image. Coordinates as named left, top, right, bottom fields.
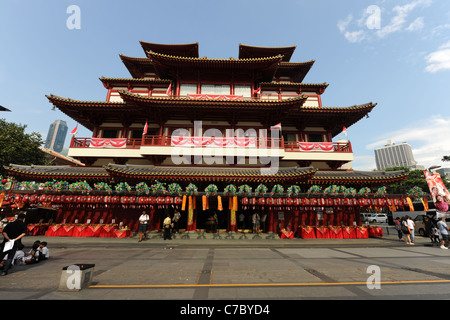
left=358, top=187, right=371, bottom=197
left=167, top=183, right=182, bottom=196
left=114, top=182, right=131, bottom=193
left=344, top=187, right=357, bottom=197
left=255, top=184, right=268, bottom=196
left=375, top=186, right=387, bottom=197
left=186, top=183, right=198, bottom=196
left=94, top=182, right=112, bottom=194
left=69, top=181, right=92, bottom=193
left=287, top=185, right=301, bottom=197
left=135, top=182, right=150, bottom=195
left=307, top=185, right=322, bottom=194
left=150, top=180, right=166, bottom=195
left=407, top=186, right=426, bottom=201
left=238, top=184, right=252, bottom=196
left=205, top=184, right=218, bottom=197
left=224, top=184, right=237, bottom=196
left=270, top=184, right=284, bottom=196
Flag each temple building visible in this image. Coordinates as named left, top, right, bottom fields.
left=3, top=42, right=409, bottom=238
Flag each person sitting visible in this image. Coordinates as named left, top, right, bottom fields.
left=38, top=242, right=50, bottom=260
left=21, top=243, right=40, bottom=265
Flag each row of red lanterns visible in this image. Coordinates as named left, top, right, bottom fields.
left=5, top=193, right=408, bottom=208
left=241, top=197, right=408, bottom=207
left=4, top=194, right=183, bottom=205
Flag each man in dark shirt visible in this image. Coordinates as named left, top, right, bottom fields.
left=1, top=213, right=27, bottom=276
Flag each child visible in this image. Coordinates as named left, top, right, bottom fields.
left=21, top=243, right=40, bottom=265
left=38, top=242, right=50, bottom=260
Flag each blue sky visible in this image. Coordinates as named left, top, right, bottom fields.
left=1, top=0, right=449, bottom=171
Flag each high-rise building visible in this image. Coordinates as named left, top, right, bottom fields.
left=44, top=120, right=68, bottom=153
left=374, top=140, right=421, bottom=170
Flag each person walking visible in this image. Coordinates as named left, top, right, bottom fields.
left=138, top=211, right=149, bottom=242
left=163, top=214, right=172, bottom=240
left=394, top=217, right=403, bottom=241
left=0, top=213, right=27, bottom=276
left=407, top=216, right=415, bottom=243
left=172, top=210, right=181, bottom=234
left=401, top=217, right=413, bottom=245
left=437, top=217, right=449, bottom=249
left=423, top=216, right=437, bottom=244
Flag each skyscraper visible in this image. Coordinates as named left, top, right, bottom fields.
left=374, top=140, right=421, bottom=170
left=44, top=120, right=68, bottom=153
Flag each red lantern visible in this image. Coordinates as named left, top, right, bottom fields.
left=38, top=194, right=47, bottom=203
left=30, top=194, right=39, bottom=203
left=157, top=197, right=165, bottom=204
left=22, top=194, right=30, bottom=203
left=104, top=196, right=111, bottom=204
left=257, top=198, right=266, bottom=206
left=174, top=197, right=182, bottom=205
left=294, top=198, right=301, bottom=206
left=112, top=196, right=120, bottom=204
left=165, top=196, right=174, bottom=204
left=241, top=197, right=249, bottom=205
left=249, top=198, right=257, bottom=205
left=286, top=198, right=293, bottom=206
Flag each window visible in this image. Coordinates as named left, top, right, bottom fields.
left=102, top=129, right=118, bottom=138
left=179, top=83, right=197, bottom=96
left=308, top=134, right=323, bottom=142
left=201, top=84, right=230, bottom=95
left=234, top=85, right=251, bottom=97
left=282, top=133, right=296, bottom=142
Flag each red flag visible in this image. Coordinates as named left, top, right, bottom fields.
left=166, top=83, right=172, bottom=96
left=342, top=126, right=348, bottom=136
left=143, top=121, right=148, bottom=135
left=70, top=124, right=78, bottom=135
left=254, top=86, right=261, bottom=94
left=270, top=123, right=281, bottom=130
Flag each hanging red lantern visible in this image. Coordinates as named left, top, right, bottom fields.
left=174, top=197, right=182, bottom=205
left=38, top=194, right=46, bottom=203
left=30, top=194, right=38, bottom=203
left=294, top=198, right=301, bottom=206
left=165, top=196, right=174, bottom=204
left=286, top=198, right=293, bottom=206
left=249, top=198, right=256, bottom=205
left=257, top=198, right=266, bottom=206
left=22, top=194, right=30, bottom=203
left=111, top=196, right=120, bottom=204
left=157, top=196, right=165, bottom=204
left=103, top=195, right=111, bottom=204
left=241, top=197, right=249, bottom=205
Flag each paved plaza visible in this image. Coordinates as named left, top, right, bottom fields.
left=2, top=227, right=450, bottom=308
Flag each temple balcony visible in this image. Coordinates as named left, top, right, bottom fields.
left=68, top=136, right=353, bottom=164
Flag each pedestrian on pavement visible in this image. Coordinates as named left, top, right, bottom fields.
left=163, top=214, right=172, bottom=240
left=0, top=213, right=27, bottom=276
left=260, top=212, right=267, bottom=233
left=172, top=209, right=181, bottom=233
left=407, top=216, right=415, bottom=243
left=138, top=210, right=150, bottom=242
left=394, top=217, right=403, bottom=241
left=252, top=212, right=260, bottom=233
left=238, top=212, right=245, bottom=230
left=423, top=216, right=437, bottom=244
left=436, top=217, right=449, bottom=249
left=401, top=217, right=413, bottom=245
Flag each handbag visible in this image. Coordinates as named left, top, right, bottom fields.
left=401, top=224, right=410, bottom=234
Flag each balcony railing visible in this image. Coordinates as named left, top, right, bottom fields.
left=70, top=136, right=352, bottom=153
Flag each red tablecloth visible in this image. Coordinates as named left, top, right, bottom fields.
left=368, top=226, right=383, bottom=237
left=315, top=226, right=330, bottom=239
left=27, top=224, right=50, bottom=236
left=45, top=224, right=130, bottom=238
left=356, top=227, right=369, bottom=239
left=342, top=227, right=357, bottom=239
left=299, top=226, right=316, bottom=239
left=328, top=226, right=343, bottom=239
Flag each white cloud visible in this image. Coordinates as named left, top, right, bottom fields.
left=425, top=42, right=450, bottom=73
left=406, top=17, right=425, bottom=31
left=364, top=115, right=450, bottom=170
left=344, top=30, right=365, bottom=43
left=338, top=0, right=431, bottom=43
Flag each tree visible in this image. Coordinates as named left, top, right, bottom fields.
left=0, top=118, right=49, bottom=177
left=442, top=156, right=450, bottom=162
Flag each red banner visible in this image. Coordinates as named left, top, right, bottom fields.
left=171, top=136, right=256, bottom=148
left=298, top=142, right=334, bottom=152
left=424, top=171, right=450, bottom=215
left=90, top=138, right=127, bottom=148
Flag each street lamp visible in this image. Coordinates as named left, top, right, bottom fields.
left=428, top=165, right=441, bottom=172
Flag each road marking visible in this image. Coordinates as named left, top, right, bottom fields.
left=90, top=279, right=450, bottom=289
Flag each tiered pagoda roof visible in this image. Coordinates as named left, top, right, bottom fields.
left=4, top=164, right=407, bottom=187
